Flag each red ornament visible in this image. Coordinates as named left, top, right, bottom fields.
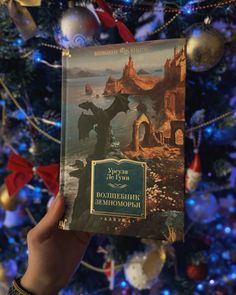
left=214, top=286, right=228, bottom=295
left=186, top=263, right=208, bottom=281
left=215, top=291, right=228, bottom=295
left=95, top=0, right=135, bottom=43
left=185, top=149, right=202, bottom=193
left=103, top=259, right=115, bottom=290
left=5, top=153, right=59, bottom=196
left=103, top=260, right=112, bottom=278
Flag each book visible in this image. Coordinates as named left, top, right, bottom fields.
left=60, top=39, right=186, bottom=240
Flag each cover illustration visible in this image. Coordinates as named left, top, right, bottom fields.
left=60, top=39, right=186, bottom=240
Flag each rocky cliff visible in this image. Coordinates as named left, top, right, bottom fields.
left=103, top=56, right=161, bottom=96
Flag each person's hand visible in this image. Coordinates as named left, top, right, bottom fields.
left=21, top=195, right=91, bottom=295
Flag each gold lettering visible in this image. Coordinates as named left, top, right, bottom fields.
left=95, top=199, right=141, bottom=208
left=95, top=192, right=141, bottom=201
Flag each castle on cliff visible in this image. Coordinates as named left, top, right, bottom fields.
left=164, top=46, right=186, bottom=83
left=103, top=55, right=160, bottom=96
left=123, top=56, right=137, bottom=78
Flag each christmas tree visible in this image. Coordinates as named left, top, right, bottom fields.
left=0, top=0, right=236, bottom=294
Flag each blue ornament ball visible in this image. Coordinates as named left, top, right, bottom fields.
left=186, top=193, right=219, bottom=223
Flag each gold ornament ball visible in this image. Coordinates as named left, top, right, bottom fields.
left=0, top=265, right=7, bottom=283
left=143, top=246, right=166, bottom=281
left=187, top=24, right=225, bottom=72
left=0, top=184, right=20, bottom=211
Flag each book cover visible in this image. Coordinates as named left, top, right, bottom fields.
left=60, top=39, right=186, bottom=240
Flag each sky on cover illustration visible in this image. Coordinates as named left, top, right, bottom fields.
left=66, top=39, right=185, bottom=72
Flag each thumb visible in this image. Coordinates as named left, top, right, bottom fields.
left=35, top=194, right=65, bottom=241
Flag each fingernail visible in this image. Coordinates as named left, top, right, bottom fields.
left=55, top=194, right=65, bottom=206
left=48, top=195, right=60, bottom=210
left=49, top=198, right=57, bottom=210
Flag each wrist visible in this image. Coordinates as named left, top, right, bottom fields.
left=10, top=278, right=34, bottom=295
left=21, top=272, right=59, bottom=295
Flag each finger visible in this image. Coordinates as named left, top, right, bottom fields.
left=35, top=195, right=65, bottom=241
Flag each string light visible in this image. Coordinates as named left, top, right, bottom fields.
left=32, top=50, right=42, bottom=63
left=186, top=198, right=195, bottom=206
left=162, top=289, right=171, bottom=295
left=12, top=38, right=24, bottom=47
left=39, top=59, right=62, bottom=68
left=216, top=223, right=223, bottom=230
left=210, top=253, right=219, bottom=262
left=224, top=227, right=231, bottom=234
left=0, top=99, right=6, bottom=106
left=26, top=184, right=48, bottom=193
left=229, top=206, right=235, bottom=212
left=196, top=283, right=204, bottom=291
left=230, top=273, right=236, bottom=279
left=10, top=110, right=27, bottom=120
left=55, top=121, right=61, bottom=128
left=19, top=143, right=28, bottom=152
left=34, top=117, right=62, bottom=127
left=204, top=126, right=214, bottom=136
left=34, top=187, right=41, bottom=193
left=182, top=4, right=193, bottom=14
left=120, top=281, right=127, bottom=288
left=222, top=251, right=230, bottom=260
left=209, top=279, right=215, bottom=285
left=8, top=237, right=15, bottom=244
